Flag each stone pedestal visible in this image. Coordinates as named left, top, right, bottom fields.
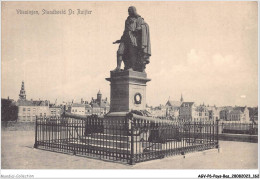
left=106, top=70, right=151, bottom=112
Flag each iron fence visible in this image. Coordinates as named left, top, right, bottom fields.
left=34, top=114, right=219, bottom=165
left=220, top=121, right=258, bottom=135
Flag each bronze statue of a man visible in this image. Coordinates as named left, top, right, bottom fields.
left=113, top=6, right=151, bottom=72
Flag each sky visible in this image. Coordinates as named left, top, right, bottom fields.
left=1, top=1, right=258, bottom=107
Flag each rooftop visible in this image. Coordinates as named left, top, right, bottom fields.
left=71, top=103, right=85, bottom=108
left=16, top=99, right=49, bottom=107
left=166, top=100, right=182, bottom=107
left=234, top=106, right=247, bottom=113
left=181, top=102, right=194, bottom=107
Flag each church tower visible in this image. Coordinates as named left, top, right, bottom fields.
left=97, top=90, right=102, bottom=105
left=19, top=81, right=26, bottom=100
left=180, top=93, right=183, bottom=102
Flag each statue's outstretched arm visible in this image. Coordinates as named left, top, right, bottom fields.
left=113, top=40, right=121, bottom=44
left=113, top=29, right=126, bottom=44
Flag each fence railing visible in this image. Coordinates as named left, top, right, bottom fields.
left=34, top=113, right=219, bottom=165
left=220, top=121, right=258, bottom=135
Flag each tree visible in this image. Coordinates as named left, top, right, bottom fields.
left=1, top=98, right=18, bottom=121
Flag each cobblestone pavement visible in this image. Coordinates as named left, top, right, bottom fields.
left=1, top=131, right=258, bottom=169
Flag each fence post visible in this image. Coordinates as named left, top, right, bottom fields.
left=221, top=122, right=224, bottom=134
left=129, top=114, right=135, bottom=165
left=250, top=122, right=254, bottom=135
left=216, top=119, right=219, bottom=149
left=34, top=116, right=38, bottom=148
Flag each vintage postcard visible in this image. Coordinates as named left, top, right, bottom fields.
left=1, top=1, right=259, bottom=178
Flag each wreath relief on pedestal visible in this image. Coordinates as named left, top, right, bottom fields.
left=134, top=93, right=142, bottom=104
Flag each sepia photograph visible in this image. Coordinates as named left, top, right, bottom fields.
left=1, top=1, right=259, bottom=178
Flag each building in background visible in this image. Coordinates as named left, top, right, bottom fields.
left=91, top=103, right=101, bottom=115
left=219, top=106, right=233, bottom=121
left=90, top=90, right=110, bottom=116
left=219, top=106, right=250, bottom=122
left=10, top=81, right=257, bottom=122
left=207, top=105, right=219, bottom=121
left=179, top=102, right=212, bottom=121
left=49, top=104, right=62, bottom=117
left=248, top=107, right=258, bottom=123
left=68, top=103, right=86, bottom=115
left=179, top=102, right=195, bottom=121
left=150, top=104, right=167, bottom=117
left=145, top=104, right=152, bottom=114
left=85, top=103, right=92, bottom=116
left=66, top=90, right=110, bottom=116
left=194, top=104, right=209, bottom=121
left=16, top=100, right=50, bottom=122
left=16, top=81, right=51, bottom=121
left=165, top=94, right=183, bottom=118
left=33, top=100, right=50, bottom=117
left=228, top=106, right=250, bottom=122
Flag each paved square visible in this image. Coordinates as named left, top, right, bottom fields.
left=1, top=131, right=258, bottom=169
